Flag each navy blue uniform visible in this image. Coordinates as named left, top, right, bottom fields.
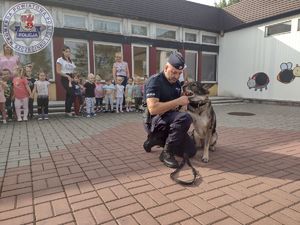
left=145, top=72, right=196, bottom=157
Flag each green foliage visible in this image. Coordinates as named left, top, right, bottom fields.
left=215, top=0, right=240, bottom=8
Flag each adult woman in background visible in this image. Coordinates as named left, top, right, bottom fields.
left=56, top=46, right=76, bottom=117
left=112, top=52, right=130, bottom=85
left=112, top=52, right=130, bottom=107
left=0, top=43, right=20, bottom=79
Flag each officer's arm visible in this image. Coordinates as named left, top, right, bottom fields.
left=147, top=97, right=180, bottom=115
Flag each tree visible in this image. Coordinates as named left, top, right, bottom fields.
left=215, top=0, right=240, bottom=8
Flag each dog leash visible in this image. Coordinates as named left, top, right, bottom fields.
left=170, top=153, right=200, bottom=185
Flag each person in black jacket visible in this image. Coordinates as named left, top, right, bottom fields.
left=143, top=52, right=196, bottom=168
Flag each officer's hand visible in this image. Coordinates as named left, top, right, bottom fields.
left=177, top=96, right=189, bottom=106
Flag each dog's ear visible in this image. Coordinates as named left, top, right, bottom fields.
left=202, top=83, right=214, bottom=91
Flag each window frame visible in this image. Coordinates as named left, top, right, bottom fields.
left=265, top=20, right=292, bottom=37
left=131, top=44, right=149, bottom=78
left=92, top=17, right=122, bottom=34
left=155, top=25, right=178, bottom=41
left=64, top=38, right=90, bottom=75
left=130, top=21, right=149, bottom=37
left=201, top=32, right=218, bottom=45
left=156, top=47, right=177, bottom=73
left=185, top=50, right=199, bottom=81
left=63, top=13, right=88, bottom=30
left=201, top=51, right=218, bottom=83
left=93, top=41, right=123, bottom=77
left=0, top=34, right=55, bottom=81
left=183, top=29, right=199, bottom=43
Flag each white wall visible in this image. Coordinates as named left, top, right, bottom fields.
left=218, top=14, right=300, bottom=101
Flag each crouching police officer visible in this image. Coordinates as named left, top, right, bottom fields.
left=143, top=52, right=196, bottom=168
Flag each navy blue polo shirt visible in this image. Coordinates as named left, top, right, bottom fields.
left=145, top=72, right=181, bottom=102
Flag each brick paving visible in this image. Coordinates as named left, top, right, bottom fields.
left=0, top=103, right=299, bottom=225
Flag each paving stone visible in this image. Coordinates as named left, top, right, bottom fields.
left=0, top=104, right=299, bottom=224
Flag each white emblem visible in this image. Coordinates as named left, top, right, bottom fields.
left=2, top=2, right=54, bottom=54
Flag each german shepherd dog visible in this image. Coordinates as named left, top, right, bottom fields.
left=182, top=81, right=218, bottom=163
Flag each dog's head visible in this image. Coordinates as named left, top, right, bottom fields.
left=182, top=81, right=212, bottom=103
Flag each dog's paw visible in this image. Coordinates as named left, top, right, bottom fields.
left=209, top=146, right=216, bottom=152
left=202, top=156, right=209, bottom=163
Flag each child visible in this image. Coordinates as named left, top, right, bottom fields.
left=103, top=79, right=115, bottom=112
left=25, top=62, right=36, bottom=119
left=31, top=71, right=50, bottom=120
left=133, top=77, right=143, bottom=112
left=84, top=73, right=96, bottom=117
left=0, top=78, right=8, bottom=124
left=95, top=76, right=104, bottom=112
left=13, top=67, right=31, bottom=121
left=1, top=69, right=13, bottom=121
left=115, top=76, right=125, bottom=113
left=69, top=74, right=82, bottom=117
left=125, top=77, right=134, bottom=112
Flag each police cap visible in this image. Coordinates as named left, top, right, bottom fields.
left=167, top=52, right=186, bottom=70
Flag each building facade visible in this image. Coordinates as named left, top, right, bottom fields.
left=0, top=0, right=300, bottom=102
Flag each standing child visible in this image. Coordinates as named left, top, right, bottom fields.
left=133, top=77, right=143, bottom=112
left=71, top=74, right=82, bottom=117
left=125, top=78, right=134, bottom=112
left=84, top=73, right=96, bottom=117
left=103, top=79, right=115, bottom=112
left=25, top=62, right=36, bottom=119
left=31, top=71, right=50, bottom=120
left=0, top=78, right=8, bottom=124
left=115, top=77, right=125, bottom=113
left=13, top=67, right=31, bottom=121
left=95, top=76, right=105, bottom=112
left=1, top=69, right=13, bottom=121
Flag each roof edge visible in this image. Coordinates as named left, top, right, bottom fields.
left=224, top=8, right=300, bottom=32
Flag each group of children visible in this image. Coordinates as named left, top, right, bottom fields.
left=0, top=65, right=50, bottom=123
left=70, top=74, right=146, bottom=117
left=0, top=67, right=147, bottom=124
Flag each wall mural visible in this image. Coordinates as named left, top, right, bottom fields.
left=247, top=62, right=299, bottom=91
left=277, top=62, right=300, bottom=84
left=247, top=72, right=270, bottom=91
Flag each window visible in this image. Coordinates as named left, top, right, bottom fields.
left=202, top=35, right=217, bottom=44
left=17, top=42, right=55, bottom=80
left=63, top=14, right=87, bottom=29
left=0, top=34, right=54, bottom=80
left=156, top=49, right=174, bottom=73
left=185, top=51, right=198, bottom=81
left=156, top=27, right=176, bottom=40
left=201, top=53, right=217, bottom=82
left=132, top=45, right=148, bottom=78
left=265, top=21, right=291, bottom=36
left=94, top=43, right=121, bottom=80
left=64, top=39, right=89, bottom=77
left=185, top=33, right=197, bottom=42
left=131, top=24, right=148, bottom=36
left=93, top=19, right=121, bottom=33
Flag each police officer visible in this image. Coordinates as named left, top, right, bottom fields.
left=143, top=52, right=196, bottom=168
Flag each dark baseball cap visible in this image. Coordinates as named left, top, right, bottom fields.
left=167, top=52, right=186, bottom=70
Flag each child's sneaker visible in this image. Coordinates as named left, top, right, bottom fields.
left=86, top=114, right=91, bottom=118
left=92, top=113, right=97, bottom=117
left=44, top=116, right=49, bottom=120
left=3, top=120, right=7, bottom=124
left=126, top=108, right=129, bottom=112
left=23, top=117, right=28, bottom=121
left=17, top=118, right=22, bottom=122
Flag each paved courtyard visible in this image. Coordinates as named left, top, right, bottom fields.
left=0, top=103, right=299, bottom=225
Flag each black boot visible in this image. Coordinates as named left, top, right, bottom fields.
left=159, top=145, right=179, bottom=168
left=143, top=133, right=165, bottom=152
